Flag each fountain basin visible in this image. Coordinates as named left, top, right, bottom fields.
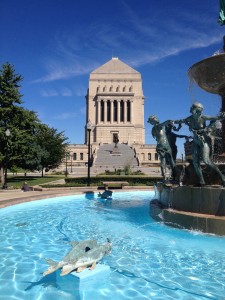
left=150, top=183, right=225, bottom=235
left=188, top=54, right=225, bottom=95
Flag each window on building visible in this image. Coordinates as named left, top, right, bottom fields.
left=129, top=86, right=133, bottom=92
left=120, top=100, right=124, bottom=122
left=123, top=86, right=126, bottom=92
left=127, top=100, right=131, bottom=122
left=148, top=153, right=151, bottom=160
left=155, top=153, right=158, bottom=160
left=80, top=153, right=83, bottom=160
left=97, top=86, right=100, bottom=93
left=110, top=86, right=113, bottom=92
left=116, top=86, right=120, bottom=92
left=107, top=100, right=111, bottom=122
left=100, top=100, right=104, bottom=122
left=103, top=86, right=107, bottom=92
left=73, top=153, right=77, bottom=160
left=113, top=100, right=118, bottom=122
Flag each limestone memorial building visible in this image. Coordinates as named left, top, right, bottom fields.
left=63, top=57, right=158, bottom=173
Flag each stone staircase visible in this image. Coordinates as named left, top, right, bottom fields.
left=93, top=143, right=138, bottom=169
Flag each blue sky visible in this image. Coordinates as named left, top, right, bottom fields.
left=0, top=0, right=224, bottom=157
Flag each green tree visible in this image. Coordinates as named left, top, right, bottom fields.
left=0, top=63, right=43, bottom=173
left=0, top=62, right=23, bottom=141
left=0, top=63, right=69, bottom=183
left=13, top=108, right=43, bottom=172
left=0, top=63, right=24, bottom=184
left=35, top=124, right=68, bottom=176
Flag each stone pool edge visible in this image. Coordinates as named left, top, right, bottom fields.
left=0, top=186, right=153, bottom=209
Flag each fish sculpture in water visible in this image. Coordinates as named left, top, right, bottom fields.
left=98, top=190, right=113, bottom=199
left=43, top=239, right=112, bottom=276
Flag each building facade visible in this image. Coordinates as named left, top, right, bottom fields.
left=85, top=57, right=145, bottom=145
left=62, top=58, right=158, bottom=172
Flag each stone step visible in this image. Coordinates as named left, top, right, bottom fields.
left=94, top=143, right=138, bottom=168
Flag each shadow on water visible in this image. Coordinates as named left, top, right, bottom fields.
left=24, top=272, right=81, bottom=299
left=24, top=273, right=58, bottom=291
left=97, top=198, right=112, bottom=206
left=55, top=217, right=71, bottom=242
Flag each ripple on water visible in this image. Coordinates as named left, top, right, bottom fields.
left=0, top=191, right=225, bottom=299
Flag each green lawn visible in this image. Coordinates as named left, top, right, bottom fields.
left=7, top=175, right=65, bottom=189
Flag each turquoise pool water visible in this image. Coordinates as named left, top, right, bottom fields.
left=0, top=191, right=225, bottom=300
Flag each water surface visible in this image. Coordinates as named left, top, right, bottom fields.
left=0, top=191, right=225, bottom=299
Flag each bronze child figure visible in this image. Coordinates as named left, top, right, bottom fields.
left=148, top=115, right=176, bottom=181
left=174, top=102, right=225, bottom=186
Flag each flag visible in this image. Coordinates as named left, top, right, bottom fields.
left=219, top=0, right=225, bottom=25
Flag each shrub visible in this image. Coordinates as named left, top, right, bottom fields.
left=65, top=176, right=162, bottom=186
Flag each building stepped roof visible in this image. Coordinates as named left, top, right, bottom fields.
left=91, top=57, right=139, bottom=75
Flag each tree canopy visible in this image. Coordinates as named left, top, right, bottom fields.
left=0, top=63, right=68, bottom=178
left=35, top=124, right=68, bottom=175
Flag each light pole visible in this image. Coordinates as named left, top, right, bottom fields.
left=70, top=154, right=73, bottom=173
left=3, top=129, right=10, bottom=189
left=65, top=152, right=69, bottom=178
left=87, top=120, right=93, bottom=186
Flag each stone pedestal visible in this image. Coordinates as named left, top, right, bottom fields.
left=56, top=264, right=110, bottom=298
left=111, top=146, right=121, bottom=156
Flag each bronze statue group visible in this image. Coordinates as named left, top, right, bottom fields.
left=148, top=102, right=225, bottom=186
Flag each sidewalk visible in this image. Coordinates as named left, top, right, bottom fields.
left=0, top=187, right=98, bottom=209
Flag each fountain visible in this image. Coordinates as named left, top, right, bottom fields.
left=189, top=53, right=225, bottom=156
left=150, top=38, right=225, bottom=235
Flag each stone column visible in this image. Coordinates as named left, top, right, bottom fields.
left=97, top=100, right=101, bottom=124
left=117, top=100, right=121, bottom=124
left=110, top=100, right=113, bottom=124
left=130, top=101, right=133, bottom=123
left=103, top=100, right=107, bottom=124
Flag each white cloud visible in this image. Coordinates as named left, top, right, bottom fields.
left=54, top=112, right=78, bottom=120
left=33, top=1, right=222, bottom=83
left=40, top=87, right=74, bottom=97
left=34, top=64, right=93, bottom=83
left=40, top=89, right=59, bottom=97
left=127, top=35, right=222, bottom=67
left=74, top=86, right=86, bottom=97
left=61, top=88, right=73, bottom=97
